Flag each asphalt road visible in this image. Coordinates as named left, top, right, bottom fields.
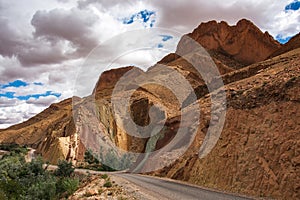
left=44, top=163, right=252, bottom=200
left=117, top=173, right=252, bottom=200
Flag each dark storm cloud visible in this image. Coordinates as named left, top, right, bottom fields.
left=0, top=19, right=69, bottom=67
left=0, top=17, right=24, bottom=57
left=0, top=5, right=100, bottom=68
left=18, top=43, right=67, bottom=66
left=31, top=8, right=99, bottom=56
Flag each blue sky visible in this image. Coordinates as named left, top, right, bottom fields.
left=160, top=35, right=173, bottom=42
left=285, top=0, right=300, bottom=11
left=0, top=80, right=61, bottom=101
left=0, top=80, right=29, bottom=89
left=276, top=35, right=292, bottom=44
left=122, top=9, right=156, bottom=27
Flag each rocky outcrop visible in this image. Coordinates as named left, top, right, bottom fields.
left=270, top=32, right=300, bottom=58
left=153, top=48, right=300, bottom=199
left=177, top=19, right=281, bottom=67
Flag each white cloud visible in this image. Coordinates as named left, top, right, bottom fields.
left=0, top=97, right=47, bottom=129
left=0, top=0, right=299, bottom=128
left=26, top=96, right=58, bottom=107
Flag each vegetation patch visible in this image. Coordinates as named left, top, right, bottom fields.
left=0, top=144, right=80, bottom=200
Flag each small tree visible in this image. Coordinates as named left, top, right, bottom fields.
left=84, top=149, right=99, bottom=165
left=54, top=160, right=74, bottom=177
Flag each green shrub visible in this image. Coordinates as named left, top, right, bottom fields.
left=0, top=189, right=7, bottom=200
left=57, top=178, right=79, bottom=197
left=84, top=150, right=100, bottom=164
left=25, top=175, right=57, bottom=200
left=101, top=174, right=108, bottom=179
left=54, top=160, right=74, bottom=177
left=103, top=181, right=112, bottom=188
left=0, top=146, right=79, bottom=199
left=0, top=143, right=28, bottom=155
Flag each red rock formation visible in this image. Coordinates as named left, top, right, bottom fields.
left=177, top=19, right=281, bottom=67
left=270, top=32, right=300, bottom=58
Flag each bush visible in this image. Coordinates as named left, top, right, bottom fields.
left=25, top=175, right=57, bottom=200
left=0, top=143, right=28, bottom=155
left=56, top=177, right=79, bottom=197
left=83, top=149, right=116, bottom=171
left=103, top=181, right=112, bottom=188
left=0, top=190, right=6, bottom=200
left=54, top=160, right=75, bottom=177
left=0, top=153, right=58, bottom=200
left=84, top=150, right=99, bottom=165
left=101, top=174, right=108, bottom=179
left=0, top=146, right=80, bottom=199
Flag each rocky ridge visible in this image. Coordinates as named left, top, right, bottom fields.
left=152, top=48, right=300, bottom=199
left=270, top=33, right=300, bottom=58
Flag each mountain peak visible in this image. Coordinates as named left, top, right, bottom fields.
left=180, top=19, right=281, bottom=66
left=236, top=18, right=255, bottom=27
left=270, top=32, right=300, bottom=58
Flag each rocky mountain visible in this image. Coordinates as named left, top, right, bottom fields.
left=152, top=48, right=300, bottom=199
left=0, top=98, right=77, bottom=164
left=0, top=19, right=299, bottom=199
left=160, top=19, right=281, bottom=70
left=270, top=32, right=300, bottom=58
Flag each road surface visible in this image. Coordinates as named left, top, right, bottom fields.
left=116, top=173, right=252, bottom=200
left=44, top=162, right=252, bottom=199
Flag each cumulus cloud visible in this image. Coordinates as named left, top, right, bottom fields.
left=26, top=95, right=58, bottom=107
left=0, top=56, right=36, bottom=83
left=31, top=8, right=99, bottom=56
left=0, top=17, right=24, bottom=57
left=77, top=0, right=136, bottom=10
left=0, top=97, right=17, bottom=107
left=0, top=97, right=48, bottom=129
left=271, top=8, right=300, bottom=39
left=122, top=9, right=156, bottom=28
left=0, top=81, right=62, bottom=128
left=18, top=42, right=68, bottom=66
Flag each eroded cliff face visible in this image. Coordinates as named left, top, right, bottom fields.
left=152, top=48, right=300, bottom=199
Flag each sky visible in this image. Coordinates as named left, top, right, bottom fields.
left=0, top=0, right=299, bottom=128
